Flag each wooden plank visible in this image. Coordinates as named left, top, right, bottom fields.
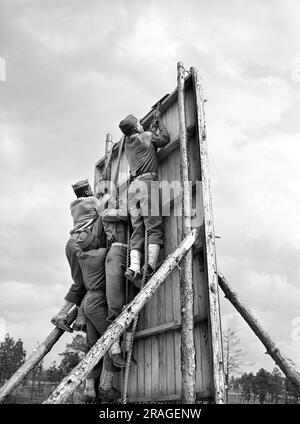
left=202, top=323, right=214, bottom=394
left=134, top=315, right=207, bottom=339
left=194, top=325, right=203, bottom=394
left=185, top=86, right=197, bottom=130
left=165, top=153, right=176, bottom=397
left=166, top=331, right=175, bottom=395
left=151, top=336, right=159, bottom=397
left=144, top=337, right=152, bottom=397
left=128, top=390, right=213, bottom=403
left=169, top=147, right=182, bottom=324
left=159, top=151, right=169, bottom=398
left=158, top=333, right=167, bottom=396
left=177, top=62, right=196, bottom=403
left=128, top=393, right=180, bottom=403
left=191, top=66, right=225, bottom=404
left=157, top=162, right=166, bottom=328
left=157, top=124, right=195, bottom=163
left=127, top=342, right=138, bottom=398
left=174, top=330, right=182, bottom=396
left=137, top=339, right=145, bottom=398
left=168, top=149, right=181, bottom=398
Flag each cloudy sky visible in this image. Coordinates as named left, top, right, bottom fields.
left=1, top=0, right=300, bottom=374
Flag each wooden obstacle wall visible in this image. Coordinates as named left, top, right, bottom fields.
left=95, top=72, right=224, bottom=403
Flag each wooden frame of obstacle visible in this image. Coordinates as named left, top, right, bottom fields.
left=94, top=64, right=225, bottom=404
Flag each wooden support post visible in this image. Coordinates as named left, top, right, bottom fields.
left=95, top=133, right=114, bottom=197
left=102, top=133, right=114, bottom=180
left=177, top=61, right=196, bottom=404
left=218, top=273, right=300, bottom=394
left=191, top=67, right=225, bottom=404
left=0, top=308, right=78, bottom=403
left=43, top=228, right=198, bottom=404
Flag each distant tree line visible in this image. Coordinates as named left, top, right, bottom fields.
left=0, top=334, right=26, bottom=382
left=230, top=367, right=300, bottom=404
left=46, top=335, right=86, bottom=383
left=0, top=333, right=86, bottom=392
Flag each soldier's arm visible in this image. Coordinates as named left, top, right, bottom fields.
left=101, top=201, right=128, bottom=223
left=150, top=119, right=169, bottom=147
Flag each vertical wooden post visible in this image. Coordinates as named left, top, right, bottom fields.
left=95, top=133, right=114, bottom=196
left=103, top=133, right=114, bottom=181
left=191, top=67, right=225, bottom=404
left=177, top=61, right=196, bottom=404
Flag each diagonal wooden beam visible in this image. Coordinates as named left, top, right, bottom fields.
left=43, top=228, right=199, bottom=404
left=0, top=308, right=78, bottom=403
left=218, top=273, right=300, bottom=394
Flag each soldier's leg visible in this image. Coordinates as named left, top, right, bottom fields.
left=83, top=317, right=101, bottom=399
left=126, top=180, right=145, bottom=282
left=64, top=237, right=86, bottom=306
left=51, top=237, right=88, bottom=332
left=84, top=292, right=121, bottom=401
left=142, top=179, right=164, bottom=274
left=99, top=353, right=121, bottom=402
left=105, top=245, right=127, bottom=368
left=106, top=245, right=126, bottom=323
left=72, top=302, right=87, bottom=333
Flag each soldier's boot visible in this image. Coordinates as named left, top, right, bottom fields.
left=83, top=378, right=97, bottom=399
left=147, top=244, right=161, bottom=277
left=99, top=369, right=121, bottom=402
left=125, top=249, right=142, bottom=287
left=51, top=301, right=74, bottom=333
left=99, top=386, right=121, bottom=402
left=72, top=303, right=87, bottom=333
left=110, top=339, right=126, bottom=368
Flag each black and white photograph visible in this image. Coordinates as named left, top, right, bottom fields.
left=0, top=0, right=299, bottom=417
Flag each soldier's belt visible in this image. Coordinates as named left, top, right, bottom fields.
left=134, top=172, right=158, bottom=181
left=111, top=242, right=127, bottom=248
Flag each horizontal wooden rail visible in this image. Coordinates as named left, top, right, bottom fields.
left=134, top=314, right=207, bottom=340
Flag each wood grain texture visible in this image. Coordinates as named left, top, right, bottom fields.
left=177, top=61, right=196, bottom=403
left=191, top=66, right=225, bottom=404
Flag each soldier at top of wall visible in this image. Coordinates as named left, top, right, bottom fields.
left=119, top=113, right=170, bottom=285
